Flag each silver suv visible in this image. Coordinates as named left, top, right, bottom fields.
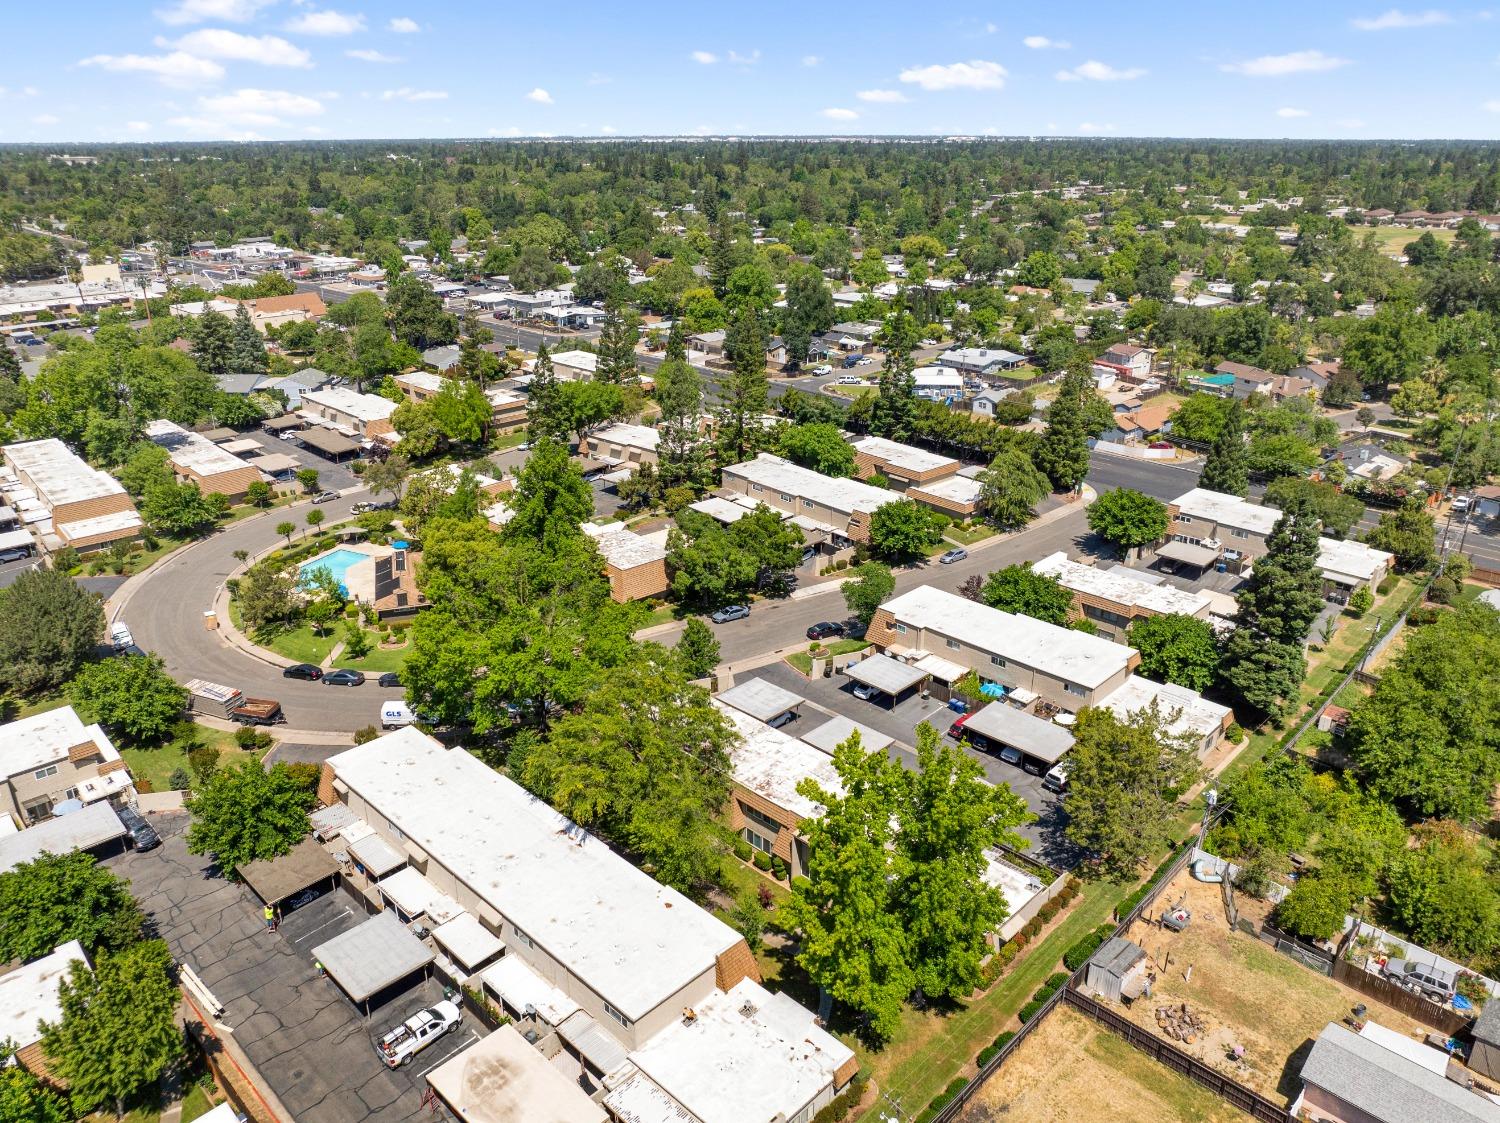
left=1383, top=959, right=1456, bottom=1003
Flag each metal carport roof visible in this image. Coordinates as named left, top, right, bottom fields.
left=0, top=802, right=126, bottom=874
left=1156, top=540, right=1222, bottom=569
left=312, top=909, right=433, bottom=1005
left=238, top=835, right=340, bottom=907
left=844, top=653, right=928, bottom=697
left=261, top=413, right=304, bottom=432
left=963, top=704, right=1075, bottom=764
left=716, top=677, right=805, bottom=724
left=800, top=715, right=894, bottom=754
left=297, top=427, right=359, bottom=457
left=347, top=830, right=407, bottom=878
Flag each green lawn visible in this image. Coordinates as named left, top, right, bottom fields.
left=179, top=1084, right=221, bottom=1123
left=490, top=429, right=530, bottom=450
left=944, top=523, right=998, bottom=546
left=122, top=725, right=261, bottom=794
left=640, top=603, right=686, bottom=628
left=787, top=638, right=869, bottom=674
left=1363, top=224, right=1453, bottom=255
left=348, top=643, right=409, bottom=674
left=252, top=622, right=340, bottom=666
left=6, top=690, right=70, bottom=720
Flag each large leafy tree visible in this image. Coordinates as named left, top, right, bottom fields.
left=782, top=265, right=836, bottom=366
left=0, top=851, right=143, bottom=963
left=1383, top=823, right=1500, bottom=962
left=1085, top=487, right=1170, bottom=553
left=1264, top=477, right=1365, bottom=539
left=0, top=568, right=104, bottom=696
left=1364, top=499, right=1436, bottom=571
left=521, top=650, right=735, bottom=894
left=386, top=273, right=458, bottom=349
left=868, top=499, right=946, bottom=562
left=654, top=326, right=710, bottom=492
left=666, top=506, right=803, bottom=606
left=185, top=760, right=316, bottom=879
left=1034, top=359, right=1094, bottom=491
left=1063, top=702, right=1200, bottom=877
left=501, top=437, right=593, bottom=549
left=780, top=422, right=855, bottom=477
left=978, top=445, right=1050, bottom=528
left=1198, top=399, right=1248, bottom=496
left=140, top=479, right=221, bottom=536
left=674, top=617, right=720, bottom=679
left=68, top=652, right=188, bottom=744
left=842, top=561, right=895, bottom=629
left=980, top=563, right=1074, bottom=625
left=1126, top=613, right=1221, bottom=691
left=0, top=1063, right=70, bottom=1123
left=40, top=940, right=182, bottom=1121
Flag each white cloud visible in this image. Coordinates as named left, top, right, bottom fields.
left=525, top=87, right=552, bottom=104
left=170, top=29, right=312, bottom=67
left=1077, top=122, right=1117, bottom=133
left=1485, top=99, right=1500, bottom=112
left=32, top=114, right=59, bottom=126
left=599, top=124, right=617, bottom=134
left=388, top=16, right=419, bottom=32
left=898, top=59, right=1007, bottom=91
left=1351, top=8, right=1451, bottom=29
left=1023, top=35, right=1071, bottom=49
left=78, top=51, right=225, bottom=89
left=488, top=125, right=522, bottom=137
left=125, top=120, right=152, bottom=132
left=1056, top=60, right=1147, bottom=81
left=0, top=87, right=39, bottom=99
left=380, top=87, right=447, bottom=101
left=346, top=48, right=400, bottom=62
left=821, top=107, right=859, bottom=120
left=1276, top=106, right=1311, bottom=117
left=1221, top=50, right=1350, bottom=76
left=857, top=89, right=909, bottom=103
left=168, top=117, right=265, bottom=140
left=284, top=8, right=365, bottom=35
left=690, top=50, right=717, bottom=64
left=196, top=87, right=324, bottom=124
left=802, top=55, right=821, bottom=66
left=155, top=0, right=275, bottom=25
left=587, top=72, right=611, bottom=85
left=727, top=49, right=760, bottom=65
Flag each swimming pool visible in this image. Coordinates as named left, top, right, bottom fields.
left=1200, top=373, right=1235, bottom=386
left=299, top=548, right=371, bottom=590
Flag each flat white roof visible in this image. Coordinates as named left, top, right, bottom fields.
left=396, top=370, right=446, bottom=394
left=300, top=386, right=398, bottom=423
left=481, top=952, right=580, bottom=1027
left=144, top=419, right=253, bottom=478
left=615, top=979, right=854, bottom=1123
left=724, top=453, right=899, bottom=517
left=882, top=585, right=1133, bottom=690
left=0, top=801, right=126, bottom=874
left=3, top=438, right=128, bottom=507
left=591, top=423, right=660, bottom=451
left=1318, top=537, right=1393, bottom=583
left=1099, top=674, right=1230, bottom=747
left=0, top=939, right=88, bottom=1049
left=550, top=349, right=599, bottom=372
left=0, top=704, right=119, bottom=780
left=311, top=909, right=433, bottom=1004
left=1033, top=552, right=1211, bottom=618
left=57, top=510, right=144, bottom=544
left=1171, top=487, right=1280, bottom=537
left=963, top=703, right=1075, bottom=763
left=910, top=474, right=985, bottom=506
left=851, top=436, right=957, bottom=476
left=799, top=715, right=894, bottom=755
left=592, top=528, right=667, bottom=570
left=328, top=729, right=742, bottom=1022
left=688, top=496, right=752, bottom=524
left=379, top=866, right=464, bottom=924
left=427, top=1024, right=607, bottom=1123
left=716, top=677, right=805, bottom=723
left=717, top=703, right=843, bottom=822
left=431, top=912, right=505, bottom=970
left=913, top=367, right=964, bottom=387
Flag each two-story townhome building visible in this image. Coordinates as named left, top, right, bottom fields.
left=1, top=705, right=135, bottom=826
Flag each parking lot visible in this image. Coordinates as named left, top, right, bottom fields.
left=109, top=814, right=479, bottom=1123
left=244, top=427, right=363, bottom=492
left=749, top=661, right=1081, bottom=868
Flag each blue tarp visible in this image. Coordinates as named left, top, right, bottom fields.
left=979, top=682, right=1006, bottom=699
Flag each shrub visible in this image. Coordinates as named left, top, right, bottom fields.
left=168, top=767, right=192, bottom=791
left=1428, top=575, right=1459, bottom=605
left=918, top=1078, right=969, bottom=1121
left=752, top=850, right=772, bottom=872
left=770, top=855, right=789, bottom=880
left=1348, top=584, right=1374, bottom=617
left=1377, top=575, right=1397, bottom=595
left=234, top=725, right=261, bottom=749
left=1010, top=931, right=1028, bottom=950
left=812, top=1075, right=867, bottom=1123
left=353, top=725, right=379, bottom=745
left=733, top=837, right=753, bottom=861
left=187, top=744, right=221, bottom=786
left=1043, top=971, right=1069, bottom=992
left=281, top=761, right=320, bottom=793
left=1017, top=999, right=1044, bottom=1023
left=791, top=875, right=811, bottom=894
left=1226, top=722, right=1245, bottom=743
left=1408, top=604, right=1439, bottom=626
left=1038, top=899, right=1061, bottom=922
left=976, top=1043, right=1000, bottom=1066
left=1023, top=917, right=1042, bottom=939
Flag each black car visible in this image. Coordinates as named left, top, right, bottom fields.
left=378, top=672, right=402, bottom=688
left=283, top=663, right=323, bottom=681
left=323, top=669, right=366, bottom=687
left=806, top=621, right=844, bottom=641
left=117, top=805, right=161, bottom=852
left=709, top=605, right=750, bottom=623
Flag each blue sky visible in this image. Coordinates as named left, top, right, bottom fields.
left=4, top=1, right=1499, bottom=142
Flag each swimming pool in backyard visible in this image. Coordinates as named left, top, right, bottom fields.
left=299, top=547, right=372, bottom=590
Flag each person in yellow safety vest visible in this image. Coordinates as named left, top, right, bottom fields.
left=264, top=904, right=276, bottom=932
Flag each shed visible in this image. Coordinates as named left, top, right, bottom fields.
left=716, top=677, right=805, bottom=727
left=238, top=835, right=340, bottom=911
left=844, top=653, right=927, bottom=699
left=800, top=715, right=894, bottom=755
left=425, top=1024, right=607, bottom=1123
left=961, top=704, right=1074, bottom=765
left=1471, top=999, right=1500, bottom=1081
left=297, top=428, right=359, bottom=459
left=312, top=909, right=434, bottom=1011
left=1084, top=937, right=1151, bottom=1003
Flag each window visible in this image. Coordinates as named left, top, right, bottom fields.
left=33, top=764, right=58, bottom=781
left=894, top=623, right=907, bottom=635
left=743, top=805, right=781, bottom=833
left=750, top=483, right=763, bottom=493
left=512, top=926, right=535, bottom=950
left=1177, top=516, right=1192, bottom=525
left=604, top=1002, right=632, bottom=1028
left=989, top=655, right=1006, bottom=668
left=1230, top=528, right=1249, bottom=539
left=946, top=638, right=961, bottom=651
left=743, top=827, right=775, bottom=854
left=802, top=497, right=815, bottom=508
left=780, top=492, right=792, bottom=503
left=1065, top=683, right=1087, bottom=698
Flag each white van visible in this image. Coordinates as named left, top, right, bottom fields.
left=1043, top=759, right=1072, bottom=794
left=380, top=701, right=417, bottom=730
left=109, top=622, right=134, bottom=652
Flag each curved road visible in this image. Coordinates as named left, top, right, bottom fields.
left=111, top=489, right=388, bottom=733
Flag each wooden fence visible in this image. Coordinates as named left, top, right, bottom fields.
left=1330, top=959, right=1474, bottom=1037
left=1061, top=987, right=1297, bottom=1123
left=1472, top=565, right=1500, bottom=589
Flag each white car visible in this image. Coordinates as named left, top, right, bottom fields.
left=279, top=430, right=302, bottom=441
left=855, top=357, right=874, bottom=367
left=375, top=1000, right=462, bottom=1068
left=837, top=375, right=863, bottom=385
left=811, top=364, right=833, bottom=375
left=920, top=338, right=940, bottom=347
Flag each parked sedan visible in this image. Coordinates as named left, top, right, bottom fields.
left=117, top=805, right=161, bottom=852
left=312, top=491, right=339, bottom=504
left=282, top=663, right=323, bottom=681
left=322, top=669, right=366, bottom=687
left=378, top=672, right=403, bottom=689
left=806, top=621, right=845, bottom=641
left=938, top=547, right=969, bottom=565
left=709, top=604, right=751, bottom=623
left=948, top=712, right=972, bottom=740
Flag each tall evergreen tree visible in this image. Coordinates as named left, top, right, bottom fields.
left=191, top=310, right=234, bottom=375
left=229, top=304, right=266, bottom=374
left=868, top=310, right=919, bottom=440
left=1034, top=357, right=1093, bottom=491
left=527, top=343, right=563, bottom=441
left=595, top=299, right=639, bottom=383
left=716, top=306, right=769, bottom=464
left=1200, top=399, right=1249, bottom=496
left=782, top=266, right=837, bottom=367
left=655, top=323, right=708, bottom=491
left=708, top=216, right=736, bottom=299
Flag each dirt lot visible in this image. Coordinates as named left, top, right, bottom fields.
left=1118, top=868, right=1432, bottom=1102
left=959, top=1005, right=1246, bottom=1123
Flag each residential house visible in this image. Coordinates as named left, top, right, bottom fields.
left=0, top=704, right=135, bottom=826
left=720, top=453, right=900, bottom=545
left=1062, top=277, right=1102, bottom=299
left=538, top=304, right=607, bottom=331
left=144, top=419, right=263, bottom=500
left=550, top=349, right=600, bottom=381
left=1333, top=442, right=1410, bottom=482
left=1293, top=1020, right=1500, bottom=1123
left=1289, top=359, right=1340, bottom=394
left=971, top=386, right=1019, bottom=419
left=421, top=345, right=462, bottom=372
left=912, top=366, right=964, bottom=400
left=0, top=940, right=90, bottom=1078
left=262, top=367, right=334, bottom=408
left=242, top=291, right=326, bottom=333
left=943, top=347, right=1026, bottom=378
left=1264, top=373, right=1316, bottom=403
left=298, top=386, right=398, bottom=442
left=851, top=436, right=959, bottom=491
left=688, top=330, right=726, bottom=357
left=1472, top=485, right=1500, bottom=521
left=582, top=522, right=670, bottom=603
left=393, top=371, right=526, bottom=433
left=1215, top=360, right=1276, bottom=400
left=765, top=335, right=789, bottom=370
left=1032, top=552, right=1212, bottom=642
left=1099, top=343, right=1154, bottom=380
left=581, top=423, right=660, bottom=469
left=1, top=438, right=143, bottom=553
left=1110, top=401, right=1176, bottom=445
left=493, top=289, right=570, bottom=319
left=907, top=474, right=985, bottom=519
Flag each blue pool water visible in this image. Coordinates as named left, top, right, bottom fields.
left=299, top=548, right=370, bottom=590
left=1200, top=373, right=1235, bottom=386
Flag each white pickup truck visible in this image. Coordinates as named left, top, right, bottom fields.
left=375, top=1000, right=462, bottom=1067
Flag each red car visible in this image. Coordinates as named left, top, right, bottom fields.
left=948, top=712, right=972, bottom=740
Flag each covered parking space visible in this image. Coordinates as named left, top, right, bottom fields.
left=1155, top=539, right=1222, bottom=574
left=0, top=527, right=33, bottom=556
left=799, top=714, right=894, bottom=755
left=912, top=652, right=967, bottom=702
left=717, top=677, right=805, bottom=729
left=312, top=909, right=435, bottom=1015
left=261, top=413, right=304, bottom=436
left=238, top=835, right=340, bottom=922
left=431, top=914, right=505, bottom=981
left=0, top=802, right=127, bottom=874
left=844, top=653, right=928, bottom=708
left=960, top=703, right=1074, bottom=772
left=297, top=427, right=359, bottom=461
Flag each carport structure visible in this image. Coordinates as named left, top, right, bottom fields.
left=845, top=653, right=928, bottom=706
left=0, top=802, right=127, bottom=874
left=261, top=413, right=304, bottom=436
left=238, top=835, right=340, bottom=921
left=1156, top=539, right=1222, bottom=572
left=312, top=908, right=434, bottom=1014
left=717, top=677, right=805, bottom=727
left=961, top=703, right=1074, bottom=770
left=297, top=427, right=359, bottom=461
left=800, top=714, right=894, bottom=755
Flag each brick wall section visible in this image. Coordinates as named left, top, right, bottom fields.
left=62, top=522, right=142, bottom=551
left=910, top=487, right=980, bottom=519
left=854, top=449, right=953, bottom=487
left=49, top=491, right=136, bottom=527
left=865, top=606, right=900, bottom=651
left=606, top=558, right=670, bottom=603
left=365, top=417, right=394, bottom=439
left=713, top=938, right=762, bottom=990
left=834, top=1054, right=859, bottom=1089
left=316, top=762, right=336, bottom=807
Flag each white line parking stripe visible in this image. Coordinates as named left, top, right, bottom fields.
left=292, top=908, right=352, bottom=943
left=414, top=1030, right=480, bottom=1079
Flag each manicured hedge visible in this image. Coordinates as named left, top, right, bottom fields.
left=812, top=1075, right=866, bottom=1123
left=916, top=1078, right=971, bottom=1122
left=1063, top=923, right=1119, bottom=971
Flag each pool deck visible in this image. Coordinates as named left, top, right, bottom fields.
left=299, top=544, right=392, bottom=603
